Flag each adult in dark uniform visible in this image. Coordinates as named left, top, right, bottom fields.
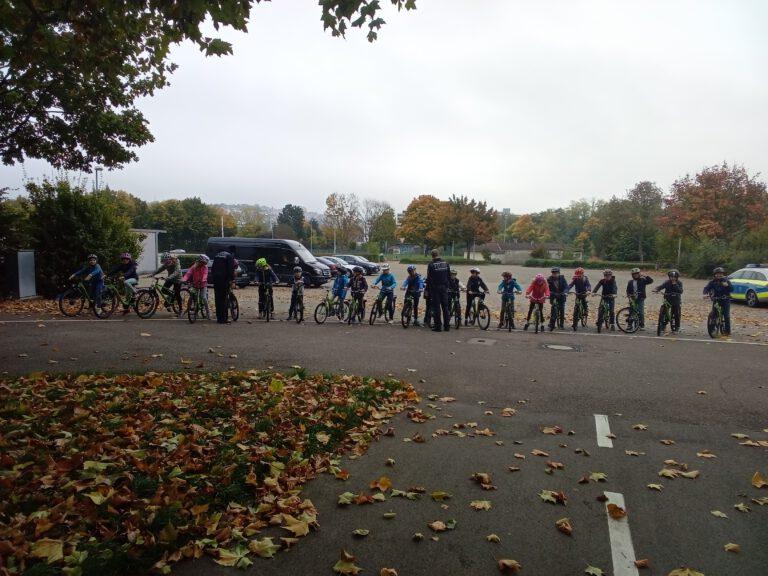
left=211, top=250, right=235, bottom=324
left=426, top=249, right=451, bottom=332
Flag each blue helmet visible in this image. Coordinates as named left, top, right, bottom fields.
left=407, top=265, right=417, bottom=273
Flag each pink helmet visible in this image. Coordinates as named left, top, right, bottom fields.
left=535, top=273, right=545, bottom=282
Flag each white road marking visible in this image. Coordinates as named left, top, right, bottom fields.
left=604, top=491, right=639, bottom=576
left=594, top=414, right=613, bottom=448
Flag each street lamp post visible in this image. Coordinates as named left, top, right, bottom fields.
left=94, top=167, right=103, bottom=191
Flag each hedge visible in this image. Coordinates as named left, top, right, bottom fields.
left=398, top=255, right=484, bottom=265
left=523, top=258, right=652, bottom=270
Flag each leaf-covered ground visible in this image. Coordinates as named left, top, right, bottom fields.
left=0, top=370, right=418, bottom=575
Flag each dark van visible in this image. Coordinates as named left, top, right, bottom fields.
left=206, top=237, right=331, bottom=287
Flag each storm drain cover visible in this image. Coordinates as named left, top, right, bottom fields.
left=468, top=338, right=497, bottom=346
left=544, top=344, right=577, bottom=351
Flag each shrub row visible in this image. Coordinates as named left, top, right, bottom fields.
left=523, top=258, right=653, bottom=271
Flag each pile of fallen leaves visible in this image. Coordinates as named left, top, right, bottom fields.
left=0, top=370, right=418, bottom=575
left=0, top=298, right=58, bottom=316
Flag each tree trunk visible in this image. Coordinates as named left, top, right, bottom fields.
left=638, top=234, right=644, bottom=263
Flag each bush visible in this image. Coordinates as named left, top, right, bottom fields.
left=398, top=255, right=482, bottom=265
left=523, top=258, right=648, bottom=270
left=529, top=246, right=548, bottom=258
left=685, top=239, right=731, bottom=278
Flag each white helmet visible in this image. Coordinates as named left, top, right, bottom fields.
left=381, top=263, right=390, bottom=271
left=470, top=267, right=480, bottom=273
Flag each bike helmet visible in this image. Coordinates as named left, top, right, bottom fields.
left=407, top=265, right=417, bottom=273
left=293, top=266, right=302, bottom=273
left=87, top=253, right=97, bottom=261
left=161, top=252, right=172, bottom=262
left=550, top=267, right=560, bottom=273
left=197, top=254, right=209, bottom=264
left=470, top=267, right=480, bottom=273
left=574, top=267, right=585, bottom=277
left=630, top=267, right=641, bottom=274
left=120, top=252, right=132, bottom=260
left=450, top=269, right=458, bottom=276
left=713, top=267, right=725, bottom=275
left=382, top=263, right=390, bottom=271
left=535, top=273, right=545, bottom=282
left=603, top=269, right=613, bottom=276
left=353, top=266, right=363, bottom=274
left=667, top=269, right=679, bottom=278
left=256, top=257, right=267, bottom=268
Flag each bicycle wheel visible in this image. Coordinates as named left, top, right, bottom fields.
left=580, top=305, right=588, bottom=327
left=657, top=306, right=667, bottom=336
left=134, top=290, right=157, bottom=319
left=314, top=302, right=329, bottom=324
left=337, top=301, right=350, bottom=323
left=229, top=292, right=239, bottom=322
left=616, top=307, right=639, bottom=334
left=549, top=303, right=557, bottom=331
left=369, top=301, right=380, bottom=325
left=187, top=294, right=198, bottom=324
left=533, top=307, right=540, bottom=334
left=706, top=310, right=718, bottom=338
left=265, top=294, right=272, bottom=322
left=453, top=302, right=461, bottom=329
left=93, top=288, right=117, bottom=319
left=358, top=300, right=365, bottom=322
left=401, top=299, right=412, bottom=328
left=477, top=303, right=491, bottom=331
left=59, top=288, right=85, bottom=317
left=347, top=302, right=355, bottom=325
left=295, top=298, right=304, bottom=323
left=596, top=306, right=604, bottom=333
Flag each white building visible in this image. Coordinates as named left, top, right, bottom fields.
left=130, top=229, right=165, bottom=274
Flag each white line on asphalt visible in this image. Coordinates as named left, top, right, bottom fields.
left=604, top=491, right=639, bottom=576
left=0, top=318, right=185, bottom=324
left=594, top=414, right=613, bottom=448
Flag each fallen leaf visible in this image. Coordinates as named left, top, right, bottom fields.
left=589, top=472, right=608, bottom=483
left=724, top=543, right=740, bottom=554
left=633, top=424, right=648, bottom=430
left=487, top=534, right=501, bottom=543
left=498, top=558, right=522, bottom=573
left=338, top=492, right=355, bottom=506
left=751, top=471, right=767, bottom=489
left=382, top=512, right=396, bottom=519
left=667, top=569, right=705, bottom=576
left=385, top=458, right=395, bottom=467
left=412, top=532, right=424, bottom=541
left=370, top=476, right=392, bottom=492
left=660, top=439, right=675, bottom=445
left=140, top=332, right=151, bottom=337
left=333, top=550, right=363, bottom=575
left=541, top=425, right=563, bottom=435
left=584, top=566, right=604, bottom=576
left=734, top=502, right=750, bottom=513
left=248, top=537, right=280, bottom=558
left=380, top=570, right=398, bottom=576
left=428, top=521, right=446, bottom=532
left=555, top=517, right=573, bottom=536
left=215, top=545, right=253, bottom=569
left=531, top=449, right=549, bottom=457
left=607, top=503, right=627, bottom=520
left=635, top=558, right=650, bottom=568
left=352, top=529, right=369, bottom=538
left=470, top=500, right=492, bottom=511
left=431, top=491, right=452, bottom=501
left=731, top=433, right=749, bottom=439
left=696, top=450, right=717, bottom=459
left=647, top=484, right=664, bottom=491
left=539, top=490, right=567, bottom=505
left=30, top=539, right=64, bottom=564
left=282, top=514, right=310, bottom=537
left=710, top=510, right=728, bottom=518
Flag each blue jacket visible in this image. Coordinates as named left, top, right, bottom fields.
left=333, top=274, right=349, bottom=295
left=703, top=278, right=733, bottom=299
left=374, top=272, right=397, bottom=293
left=568, top=276, right=591, bottom=295
left=498, top=278, right=522, bottom=298
left=402, top=273, right=425, bottom=293
left=74, top=263, right=104, bottom=282
left=548, top=275, right=568, bottom=299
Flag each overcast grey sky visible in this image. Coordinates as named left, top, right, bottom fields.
left=2, top=0, right=767, bottom=213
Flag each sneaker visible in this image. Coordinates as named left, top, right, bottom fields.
left=610, top=325, right=616, bottom=331
left=549, top=324, right=555, bottom=332
left=523, top=323, right=529, bottom=331
left=432, top=327, right=442, bottom=332
left=497, top=322, right=504, bottom=329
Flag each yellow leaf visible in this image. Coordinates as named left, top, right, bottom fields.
left=30, top=539, right=64, bottom=564
left=380, top=569, right=398, bottom=576
left=668, top=569, right=705, bottom=576
left=724, top=542, right=740, bottom=553
left=710, top=510, right=728, bottom=518
left=333, top=550, right=362, bottom=575
left=751, top=471, right=767, bottom=489
left=282, top=514, right=310, bottom=537
left=369, top=475, right=392, bottom=492
left=470, top=500, right=492, bottom=511
left=249, top=537, right=280, bottom=558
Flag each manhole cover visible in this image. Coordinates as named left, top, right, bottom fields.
left=543, top=344, right=577, bottom=351
left=468, top=338, right=497, bottom=346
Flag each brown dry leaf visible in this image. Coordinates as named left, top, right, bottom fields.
left=679, top=470, right=700, bottom=480
left=660, top=439, right=675, bottom=445
left=370, top=476, right=393, bottom=492
left=547, top=461, right=565, bottom=470
left=498, top=558, right=522, bottom=573
left=541, top=425, right=563, bottom=435
left=607, top=503, right=627, bottom=520
left=514, top=453, right=526, bottom=460
left=428, top=521, right=447, bottom=532
left=724, top=543, right=740, bottom=554
left=751, top=471, right=767, bottom=489
left=30, top=539, right=64, bottom=564
left=531, top=449, right=550, bottom=457
left=333, top=550, right=363, bottom=575
left=501, top=407, right=517, bottom=417
left=634, top=558, right=650, bottom=569
left=470, top=500, right=492, bottom=511
left=555, top=517, right=573, bottom=536
left=696, top=450, right=717, bottom=459
left=380, top=570, right=398, bottom=576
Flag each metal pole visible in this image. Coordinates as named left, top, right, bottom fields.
left=220, top=216, right=224, bottom=237
left=94, top=167, right=102, bottom=191
left=677, top=237, right=682, bottom=268
left=333, top=229, right=337, bottom=254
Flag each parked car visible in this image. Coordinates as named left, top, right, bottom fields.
left=335, top=254, right=380, bottom=275
left=180, top=261, right=250, bottom=289
left=728, top=264, right=768, bottom=307
left=206, top=237, right=331, bottom=287
left=322, top=256, right=354, bottom=276
left=317, top=256, right=341, bottom=277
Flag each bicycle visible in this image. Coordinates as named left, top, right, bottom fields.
left=104, top=275, right=142, bottom=316
left=656, top=296, right=678, bottom=336
left=291, top=284, right=304, bottom=324
left=314, top=290, right=350, bottom=324
left=706, top=295, right=727, bottom=339
left=569, top=292, right=589, bottom=331
left=498, top=293, right=519, bottom=331
left=616, top=297, right=641, bottom=334
left=58, top=280, right=115, bottom=318
left=449, top=291, right=462, bottom=329
left=369, top=288, right=395, bottom=325
left=526, top=295, right=545, bottom=334
left=256, top=283, right=274, bottom=322
left=548, top=294, right=566, bottom=332
left=347, top=293, right=366, bottom=324
left=466, top=292, right=491, bottom=331
left=400, top=292, right=418, bottom=328
left=135, top=277, right=189, bottom=319
left=594, top=294, right=616, bottom=333
left=227, top=286, right=240, bottom=322
left=186, top=285, right=210, bottom=324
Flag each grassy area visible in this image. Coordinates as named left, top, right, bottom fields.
left=0, top=370, right=418, bottom=575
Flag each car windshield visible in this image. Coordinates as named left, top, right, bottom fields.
left=356, top=256, right=370, bottom=262
left=290, top=242, right=318, bottom=264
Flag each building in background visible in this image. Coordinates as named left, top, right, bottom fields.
left=130, top=229, right=165, bottom=274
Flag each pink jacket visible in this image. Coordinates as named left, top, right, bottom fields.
left=525, top=279, right=550, bottom=303
left=183, top=263, right=208, bottom=288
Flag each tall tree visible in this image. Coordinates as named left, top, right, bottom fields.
left=625, top=181, right=663, bottom=262
left=324, top=192, right=361, bottom=250
left=229, top=205, right=267, bottom=237
left=434, top=195, right=497, bottom=256
left=1, top=1, right=417, bottom=171
left=508, top=214, right=538, bottom=242
left=397, top=195, right=443, bottom=253
left=369, top=207, right=397, bottom=247
left=277, top=204, right=306, bottom=240
left=361, top=199, right=391, bottom=242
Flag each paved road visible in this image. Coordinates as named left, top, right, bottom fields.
left=2, top=316, right=767, bottom=575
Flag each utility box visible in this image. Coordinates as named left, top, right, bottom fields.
left=4, top=250, right=37, bottom=298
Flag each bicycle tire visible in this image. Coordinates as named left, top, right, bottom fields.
left=187, top=294, right=198, bottom=324
left=616, top=307, right=639, bottom=334
left=347, top=302, right=355, bottom=325
left=657, top=305, right=666, bottom=336
left=314, top=302, right=329, bottom=324
left=706, top=310, right=718, bottom=338
left=478, top=303, right=491, bottom=331
left=93, top=287, right=117, bottom=319
left=533, top=307, right=540, bottom=334
left=401, top=299, right=412, bottom=328
left=134, top=290, right=157, bottom=319
left=295, top=298, right=304, bottom=324
left=229, top=292, right=239, bottom=322
left=580, top=305, right=588, bottom=327
left=369, top=300, right=380, bottom=325
left=59, top=288, right=86, bottom=317
left=265, top=293, right=272, bottom=322
left=596, top=306, right=604, bottom=333
left=337, top=300, right=350, bottom=323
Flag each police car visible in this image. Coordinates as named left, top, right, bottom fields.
left=728, top=264, right=768, bottom=307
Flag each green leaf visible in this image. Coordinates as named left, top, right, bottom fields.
left=248, top=537, right=280, bottom=558
left=269, top=378, right=284, bottom=393
left=584, top=566, right=604, bottom=576
left=338, top=492, right=355, bottom=505
left=215, top=544, right=252, bottom=568
left=431, top=490, right=452, bottom=501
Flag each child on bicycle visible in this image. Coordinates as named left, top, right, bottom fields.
left=497, top=271, right=522, bottom=329
left=592, top=269, right=618, bottom=331
left=626, top=267, right=654, bottom=330
left=69, top=253, right=105, bottom=307
left=183, top=254, right=209, bottom=310
left=702, top=267, right=733, bottom=335
left=524, top=273, right=550, bottom=330
left=373, top=263, right=397, bottom=321
left=547, top=267, right=568, bottom=330
left=568, top=267, right=591, bottom=329
left=153, top=252, right=184, bottom=316
left=465, top=267, right=489, bottom=326
left=288, top=266, right=306, bottom=320
left=653, top=269, right=684, bottom=333
left=332, top=269, right=350, bottom=306
left=108, top=252, right=139, bottom=314
left=349, top=266, right=368, bottom=323
left=255, top=257, right=279, bottom=319
left=401, top=265, right=425, bottom=327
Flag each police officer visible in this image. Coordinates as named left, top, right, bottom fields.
left=211, top=249, right=235, bottom=324
left=426, top=249, right=451, bottom=332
